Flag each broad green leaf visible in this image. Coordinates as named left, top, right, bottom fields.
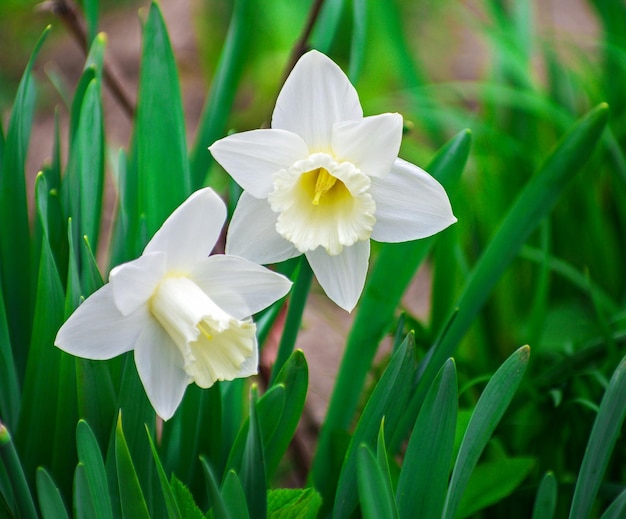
left=200, top=458, right=230, bottom=519
left=267, top=488, right=322, bottom=519
left=76, top=420, right=113, bottom=519
left=0, top=26, right=50, bottom=376
left=314, top=129, right=470, bottom=499
left=240, top=388, right=266, bottom=519
left=412, top=104, right=608, bottom=439
left=221, top=471, right=250, bottom=519
left=442, top=346, right=530, bottom=519
left=145, top=426, right=182, bottom=519
left=397, top=359, right=457, bottom=518
left=136, top=1, right=190, bottom=239
left=74, top=463, right=97, bottom=519
left=0, top=423, right=38, bottom=519
left=114, top=414, right=150, bottom=519
left=36, top=467, right=69, bottom=519
left=601, top=488, right=626, bottom=519
left=570, top=354, right=626, bottom=518
left=532, top=472, right=557, bottom=519
left=332, top=334, right=417, bottom=518
left=190, top=0, right=252, bottom=187
left=457, top=456, right=535, bottom=518
left=357, top=445, right=398, bottom=519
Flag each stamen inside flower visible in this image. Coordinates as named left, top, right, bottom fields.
left=268, top=153, right=376, bottom=255
left=149, top=276, right=256, bottom=388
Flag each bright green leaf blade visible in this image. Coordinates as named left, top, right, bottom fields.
left=332, top=334, right=418, bottom=518
left=200, top=458, right=231, bottom=519
left=115, top=414, right=150, bottom=519
left=136, top=1, right=190, bottom=238
left=310, top=0, right=345, bottom=52
left=357, top=445, right=398, bottom=519
left=240, top=388, right=267, bottom=519
left=267, top=488, right=322, bottom=519
left=532, top=472, right=558, bottom=519
left=414, top=104, right=609, bottom=429
left=221, top=471, right=250, bottom=519
left=74, top=463, right=98, bottom=519
left=0, top=26, right=50, bottom=376
left=348, top=0, right=367, bottom=84
left=145, top=426, right=182, bottom=519
left=457, top=456, right=535, bottom=518
left=397, top=359, right=457, bottom=518
left=569, top=354, right=626, bottom=519
left=442, top=345, right=530, bottom=519
left=76, top=420, right=113, bottom=519
left=190, top=0, right=252, bottom=187
left=82, top=0, right=99, bottom=46
left=314, top=129, right=470, bottom=497
left=169, top=476, right=203, bottom=519
left=36, top=467, right=69, bottom=519
left=601, top=488, right=626, bottom=519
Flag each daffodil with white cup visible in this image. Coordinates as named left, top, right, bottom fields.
left=55, top=188, right=292, bottom=420
left=210, top=50, right=456, bottom=312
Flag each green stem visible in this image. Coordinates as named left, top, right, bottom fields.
left=0, top=422, right=38, bottom=519
left=269, top=258, right=313, bottom=385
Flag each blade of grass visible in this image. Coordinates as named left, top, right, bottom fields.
left=145, top=426, right=182, bottom=519
left=569, top=354, right=626, bottom=518
left=442, top=346, right=530, bottom=519
left=240, top=387, right=266, bottom=519
left=36, top=467, right=69, bottom=519
left=357, top=445, right=398, bottom=519
left=200, top=458, right=231, bottom=519
left=532, top=472, right=557, bottom=519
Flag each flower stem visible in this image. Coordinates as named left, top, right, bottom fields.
left=0, top=421, right=38, bottom=519
left=269, top=258, right=313, bottom=385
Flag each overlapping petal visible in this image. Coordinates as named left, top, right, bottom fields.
left=226, top=192, right=299, bottom=264
left=306, top=239, right=370, bottom=312
left=133, top=320, right=189, bottom=421
left=370, top=158, right=457, bottom=242
left=55, top=285, right=146, bottom=359
left=272, top=50, right=363, bottom=151
left=331, top=113, right=403, bottom=178
left=190, top=255, right=292, bottom=320
left=144, top=187, right=226, bottom=270
left=209, top=129, right=309, bottom=199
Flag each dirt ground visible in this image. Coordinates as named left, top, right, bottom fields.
left=14, top=0, right=598, bottom=481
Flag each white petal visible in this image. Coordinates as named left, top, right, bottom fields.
left=55, top=284, right=146, bottom=359
left=306, top=240, right=370, bottom=312
left=109, top=252, right=166, bottom=316
left=370, top=159, right=457, bottom=242
left=272, top=50, right=363, bottom=152
left=134, top=320, right=190, bottom=420
left=332, top=113, right=403, bottom=178
left=209, top=130, right=309, bottom=199
left=189, top=255, right=292, bottom=320
left=236, top=338, right=259, bottom=378
left=144, top=187, right=226, bottom=270
left=226, top=192, right=300, bottom=264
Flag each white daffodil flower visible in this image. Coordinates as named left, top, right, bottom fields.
left=209, top=50, right=456, bottom=312
left=55, top=188, right=291, bottom=420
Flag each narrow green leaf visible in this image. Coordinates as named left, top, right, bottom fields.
left=397, top=359, right=457, bottom=518
left=375, top=420, right=394, bottom=506
left=314, top=129, right=470, bottom=498
left=36, top=467, right=69, bottom=519
left=74, top=463, right=98, bottom=519
left=190, top=0, right=252, bottom=187
left=348, top=0, right=367, bottom=84
left=200, top=458, right=231, bottom=519
left=0, top=26, right=50, bottom=376
left=601, top=488, right=626, bottom=519
left=0, top=422, right=38, bottom=519
left=442, top=346, right=530, bottom=519
left=115, top=413, right=150, bottom=519
left=82, top=0, right=99, bottom=46
left=267, top=488, right=322, bottom=518
left=532, top=472, right=557, bottom=519
left=357, top=445, right=398, bottom=519
left=570, top=354, right=626, bottom=518
left=145, top=426, right=182, bottom=519
left=415, top=104, right=608, bottom=433
left=221, top=471, right=250, bottom=519
left=136, top=1, right=190, bottom=238
left=332, top=334, right=417, bottom=518
left=0, top=266, right=19, bottom=430
left=76, top=420, right=113, bottom=519
left=240, top=387, right=266, bottom=519
left=310, top=0, right=345, bottom=52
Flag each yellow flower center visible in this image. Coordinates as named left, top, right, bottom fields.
left=312, top=168, right=338, bottom=205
